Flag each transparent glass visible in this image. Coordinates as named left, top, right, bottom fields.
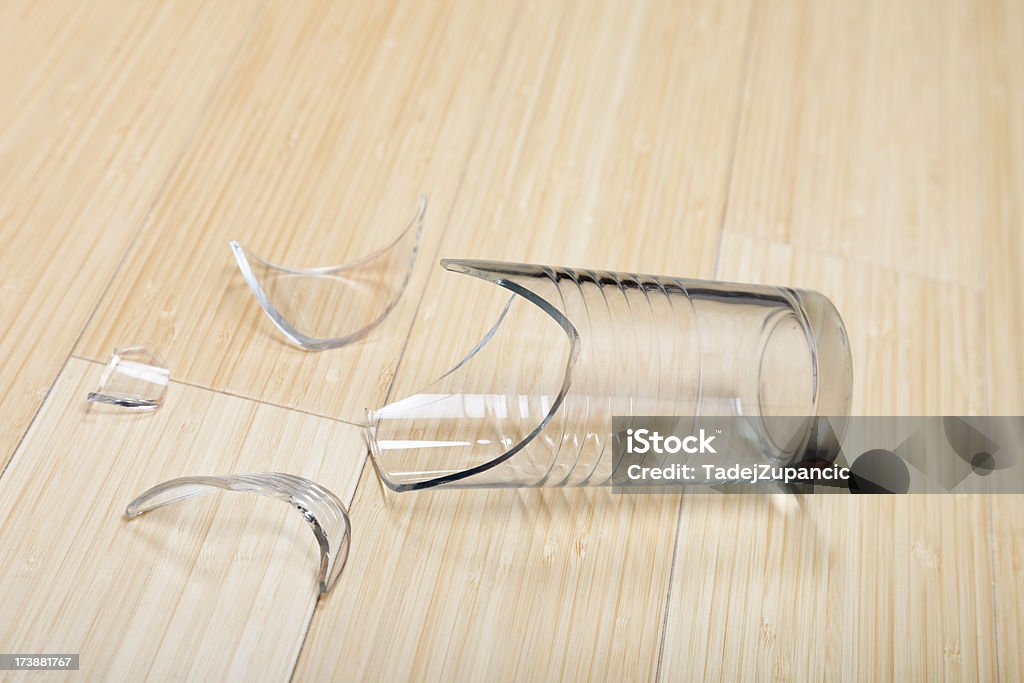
left=87, top=344, right=169, bottom=410
left=367, top=259, right=853, bottom=491
left=230, top=196, right=426, bottom=350
left=125, top=473, right=350, bottom=593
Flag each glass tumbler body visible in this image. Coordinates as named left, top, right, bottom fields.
left=367, top=259, right=852, bottom=491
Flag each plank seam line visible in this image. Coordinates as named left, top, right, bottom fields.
left=715, top=229, right=986, bottom=291
left=658, top=1, right=760, bottom=679
left=0, top=0, right=273, bottom=485
left=976, top=25, right=1000, bottom=665
left=986, top=493, right=1001, bottom=683
left=654, top=495, right=686, bottom=683
left=69, top=354, right=364, bottom=428
left=286, top=1, right=529, bottom=677
left=712, top=0, right=759, bottom=281
left=976, top=8, right=1000, bottom=668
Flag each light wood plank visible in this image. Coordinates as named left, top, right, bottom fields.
left=979, top=0, right=1024, bottom=414
left=990, top=496, right=1024, bottom=680
left=75, top=0, right=524, bottom=424
left=723, top=0, right=986, bottom=288
left=428, top=0, right=749, bottom=275
left=979, top=1, right=1024, bottom=679
left=660, top=236, right=995, bottom=680
left=294, top=0, right=754, bottom=678
left=663, top=493, right=997, bottom=680
left=714, top=234, right=986, bottom=417
left=0, top=358, right=364, bottom=680
left=299, top=473, right=681, bottom=681
left=0, top=0, right=1018, bottom=678
left=0, top=0, right=264, bottom=469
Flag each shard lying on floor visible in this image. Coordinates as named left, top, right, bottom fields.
left=231, top=196, right=427, bottom=351
left=125, top=472, right=351, bottom=594
left=87, top=344, right=169, bottom=411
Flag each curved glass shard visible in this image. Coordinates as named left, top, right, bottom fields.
left=87, top=344, right=168, bottom=410
left=125, top=473, right=350, bottom=593
left=231, top=196, right=427, bottom=350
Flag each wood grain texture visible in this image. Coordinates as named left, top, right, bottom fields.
left=715, top=235, right=987, bottom=417
left=0, top=0, right=263, bottom=469
left=298, top=474, right=681, bottom=681
left=424, top=0, right=751, bottom=275
left=293, top=0, right=754, bottom=678
left=723, top=0, right=986, bottom=288
left=980, top=0, right=1024, bottom=413
left=672, top=0, right=1012, bottom=663
left=0, top=0, right=1019, bottom=679
left=662, top=494, right=997, bottom=681
left=990, top=495, right=1024, bottom=680
left=656, top=237, right=995, bottom=680
left=76, top=0, right=524, bottom=424
left=0, top=358, right=364, bottom=681
left=978, top=1, right=1024, bottom=679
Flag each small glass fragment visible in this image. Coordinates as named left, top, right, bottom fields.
left=87, top=344, right=169, bottom=410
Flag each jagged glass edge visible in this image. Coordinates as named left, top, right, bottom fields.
left=230, top=195, right=427, bottom=351
left=365, top=259, right=580, bottom=492
left=86, top=344, right=168, bottom=411
left=125, top=473, right=350, bottom=594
